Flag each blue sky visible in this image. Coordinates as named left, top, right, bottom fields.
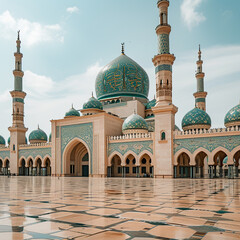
left=0, top=0, right=240, bottom=140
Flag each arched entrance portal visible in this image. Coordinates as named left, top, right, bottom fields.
left=64, top=140, right=90, bottom=177
left=195, top=152, right=208, bottom=178
left=111, top=155, right=122, bottom=177
left=176, top=153, right=190, bottom=178
left=213, top=151, right=227, bottom=178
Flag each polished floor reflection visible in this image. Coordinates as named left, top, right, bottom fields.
left=0, top=177, right=239, bottom=239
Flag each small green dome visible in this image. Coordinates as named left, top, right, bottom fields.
left=0, top=135, right=5, bottom=145
left=29, top=127, right=48, bottom=142
left=182, top=108, right=211, bottom=129
left=65, top=106, right=80, bottom=117
left=122, top=113, right=148, bottom=132
left=49, top=133, right=52, bottom=142
left=95, top=54, right=149, bottom=100
left=83, top=96, right=103, bottom=110
left=8, top=137, right=27, bottom=145
left=146, top=99, right=156, bottom=110
left=224, top=104, right=240, bottom=126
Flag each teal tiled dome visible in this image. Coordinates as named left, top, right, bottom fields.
left=0, top=135, right=5, bottom=145
left=182, top=108, right=211, bottom=129
left=224, top=104, right=240, bottom=127
left=29, top=127, right=48, bottom=142
left=83, top=96, right=103, bottom=110
left=146, top=99, right=156, bottom=110
left=95, top=54, right=149, bottom=100
left=122, top=113, right=148, bottom=132
left=65, top=106, right=80, bottom=117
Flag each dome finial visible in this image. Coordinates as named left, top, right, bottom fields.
left=71, top=103, right=73, bottom=109
left=121, top=42, right=125, bottom=55
left=38, top=124, right=39, bottom=129
left=92, top=91, right=93, bottom=97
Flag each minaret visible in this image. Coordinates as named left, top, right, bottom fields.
left=193, top=45, right=207, bottom=111
left=8, top=31, right=28, bottom=175
left=152, top=0, right=178, bottom=178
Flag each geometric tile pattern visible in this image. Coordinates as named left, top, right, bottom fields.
left=18, top=147, right=51, bottom=159
left=108, top=140, right=153, bottom=156
left=158, top=34, right=169, bottom=54
left=224, top=104, right=240, bottom=125
left=155, top=64, right=172, bottom=74
left=0, top=177, right=239, bottom=240
left=0, top=150, right=10, bottom=160
left=122, top=114, right=148, bottom=131
left=174, top=134, right=240, bottom=154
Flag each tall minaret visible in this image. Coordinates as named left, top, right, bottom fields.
left=152, top=0, right=178, bottom=178
left=193, top=45, right=207, bottom=111
left=8, top=31, right=28, bottom=175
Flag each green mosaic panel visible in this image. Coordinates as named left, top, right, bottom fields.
left=0, top=150, right=10, bottom=159
left=158, top=34, right=169, bottom=54
left=13, top=98, right=24, bottom=103
left=95, top=54, right=149, bottom=100
left=19, top=147, right=51, bottom=159
left=61, top=123, right=93, bottom=174
left=174, top=135, right=240, bottom=154
left=155, top=64, right=172, bottom=74
left=108, top=140, right=153, bottom=156
left=195, top=98, right=206, bottom=103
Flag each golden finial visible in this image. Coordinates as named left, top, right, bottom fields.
left=121, top=43, right=125, bottom=55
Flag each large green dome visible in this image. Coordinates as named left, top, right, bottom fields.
left=83, top=96, right=103, bottom=110
left=29, top=127, right=48, bottom=142
left=182, top=108, right=211, bottom=129
left=95, top=54, right=149, bottom=100
left=0, top=135, right=5, bottom=145
left=65, top=106, right=80, bottom=117
left=122, top=113, right=148, bottom=132
left=224, top=104, right=240, bottom=127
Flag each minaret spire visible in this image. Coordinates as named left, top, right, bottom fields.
left=8, top=32, right=28, bottom=175
left=193, top=45, right=207, bottom=111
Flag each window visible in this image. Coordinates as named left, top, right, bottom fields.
left=126, top=158, right=130, bottom=165
left=132, top=159, right=136, bottom=165
left=13, top=144, right=15, bottom=151
left=141, top=158, right=146, bottom=164
left=142, top=167, right=146, bottom=174
left=70, top=165, right=75, bottom=174
left=118, top=167, right=121, bottom=174
left=133, top=167, right=137, bottom=174
left=126, top=167, right=129, bottom=174
left=150, top=167, right=153, bottom=174
left=161, top=132, right=166, bottom=140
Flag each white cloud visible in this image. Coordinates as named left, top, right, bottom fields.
left=66, top=6, right=79, bottom=14
left=0, top=11, right=63, bottom=46
left=181, top=0, right=206, bottom=30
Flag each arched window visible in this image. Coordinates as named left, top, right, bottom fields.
left=167, top=79, right=169, bottom=86
left=160, top=80, right=163, bottom=87
left=161, top=132, right=166, bottom=141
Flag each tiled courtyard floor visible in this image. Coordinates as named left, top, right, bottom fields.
left=0, top=177, right=239, bottom=240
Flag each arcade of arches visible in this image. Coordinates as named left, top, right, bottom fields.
left=109, top=153, right=153, bottom=177
left=174, top=150, right=240, bottom=179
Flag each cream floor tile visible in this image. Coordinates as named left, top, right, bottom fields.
left=0, top=232, right=31, bottom=240
left=134, top=206, right=159, bottom=212
left=147, top=225, right=196, bottom=239
left=120, top=212, right=167, bottom=222
left=202, top=232, right=240, bottom=240
left=75, top=231, right=130, bottom=240
left=52, top=230, right=85, bottom=238
left=112, top=220, right=154, bottom=231
left=70, top=227, right=104, bottom=235
left=167, top=216, right=207, bottom=226
left=180, top=209, right=215, bottom=217
left=58, top=205, right=94, bottom=212
left=153, top=207, right=180, bottom=214
left=86, top=207, right=122, bottom=216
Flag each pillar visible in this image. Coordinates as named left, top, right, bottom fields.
left=32, top=167, right=37, bottom=176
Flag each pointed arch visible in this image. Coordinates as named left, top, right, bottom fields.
left=108, top=151, right=123, bottom=166
left=42, top=155, right=51, bottom=167
left=123, top=151, right=138, bottom=166
left=26, top=156, right=34, bottom=167
left=3, top=158, right=10, bottom=168
left=62, top=137, right=91, bottom=176
left=174, top=149, right=192, bottom=165
left=231, top=146, right=240, bottom=157
left=138, top=150, right=153, bottom=166
left=33, top=155, right=43, bottom=167
left=19, top=157, right=27, bottom=167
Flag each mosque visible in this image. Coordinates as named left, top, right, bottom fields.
left=0, top=0, right=239, bottom=179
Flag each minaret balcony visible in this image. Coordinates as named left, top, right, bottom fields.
left=155, top=24, right=171, bottom=35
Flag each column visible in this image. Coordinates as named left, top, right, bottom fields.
left=42, top=167, right=47, bottom=176
left=174, top=166, right=177, bottom=178
left=235, top=166, right=239, bottom=178
left=32, top=167, right=37, bottom=176
left=192, top=166, right=196, bottom=178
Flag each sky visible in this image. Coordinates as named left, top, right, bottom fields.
left=0, top=0, right=240, bottom=141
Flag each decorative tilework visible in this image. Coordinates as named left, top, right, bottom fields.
left=182, top=108, right=211, bottom=128
left=13, top=97, right=24, bottom=103
left=195, top=98, right=206, bottom=103
left=155, top=64, right=172, bottom=74
left=61, top=123, right=93, bottom=174
left=83, top=97, right=103, bottom=110
left=145, top=99, right=156, bottom=109
left=0, top=150, right=10, bottom=159
left=174, top=135, right=240, bottom=154
left=224, top=104, right=240, bottom=125
left=19, top=147, right=51, bottom=159
left=108, top=140, right=153, bottom=156
left=122, top=114, right=148, bottom=131
left=158, top=34, right=169, bottom=54
left=95, top=54, right=149, bottom=100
